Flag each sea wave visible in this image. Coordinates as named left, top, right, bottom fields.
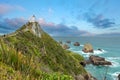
left=81, top=49, right=106, bottom=55
left=110, top=72, right=120, bottom=80
left=69, top=49, right=107, bottom=58
left=106, top=57, right=120, bottom=68
left=80, top=44, right=84, bottom=47
left=69, top=47, right=75, bottom=51
left=111, top=61, right=120, bottom=68
left=107, top=57, right=120, bottom=60
left=96, top=49, right=107, bottom=53
left=73, top=50, right=82, bottom=53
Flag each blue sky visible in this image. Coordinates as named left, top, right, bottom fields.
left=0, top=0, right=120, bottom=36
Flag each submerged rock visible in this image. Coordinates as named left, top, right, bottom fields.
left=74, top=42, right=80, bottom=46
left=98, top=48, right=102, bottom=51
left=82, top=43, right=93, bottom=53
left=66, top=40, right=71, bottom=44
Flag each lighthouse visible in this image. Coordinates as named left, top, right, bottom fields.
left=24, top=15, right=43, bottom=38
left=29, top=15, right=36, bottom=22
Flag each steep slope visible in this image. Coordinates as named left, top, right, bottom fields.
left=0, top=21, right=87, bottom=80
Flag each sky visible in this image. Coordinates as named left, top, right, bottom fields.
left=0, top=0, right=120, bottom=36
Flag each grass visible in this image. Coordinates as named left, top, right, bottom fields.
left=0, top=38, right=73, bottom=80
left=0, top=22, right=87, bottom=80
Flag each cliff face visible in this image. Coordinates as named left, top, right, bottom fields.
left=0, top=20, right=87, bottom=79
left=18, top=21, right=43, bottom=38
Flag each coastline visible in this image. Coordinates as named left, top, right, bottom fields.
left=54, top=36, right=120, bottom=80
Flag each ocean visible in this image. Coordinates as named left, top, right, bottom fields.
left=53, top=37, right=120, bottom=80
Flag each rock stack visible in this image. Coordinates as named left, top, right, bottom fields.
left=89, top=55, right=112, bottom=65
left=80, top=55, right=112, bottom=66
left=82, top=43, right=93, bottom=53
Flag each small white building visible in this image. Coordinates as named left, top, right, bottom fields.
left=29, top=15, right=36, bottom=22
left=24, top=15, right=42, bottom=38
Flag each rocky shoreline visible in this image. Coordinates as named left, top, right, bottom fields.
left=59, top=40, right=113, bottom=80
left=54, top=39, right=117, bottom=80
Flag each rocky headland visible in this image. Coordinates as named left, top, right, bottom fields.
left=0, top=15, right=96, bottom=80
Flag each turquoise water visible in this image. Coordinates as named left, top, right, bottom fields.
left=53, top=37, right=120, bottom=80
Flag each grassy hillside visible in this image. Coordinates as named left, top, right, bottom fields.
left=0, top=22, right=87, bottom=80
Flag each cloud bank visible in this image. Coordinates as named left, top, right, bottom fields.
left=0, top=17, right=26, bottom=34
left=84, top=12, right=115, bottom=29
left=0, top=17, right=92, bottom=36
left=38, top=18, right=93, bottom=36
left=0, top=17, right=119, bottom=36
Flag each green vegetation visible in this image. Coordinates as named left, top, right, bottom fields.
left=0, top=22, right=87, bottom=80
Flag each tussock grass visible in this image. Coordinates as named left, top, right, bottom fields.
left=0, top=23, right=87, bottom=80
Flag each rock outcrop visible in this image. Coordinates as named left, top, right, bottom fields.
left=75, top=73, right=97, bottom=80
left=98, top=48, right=102, bottom=51
left=118, top=74, right=120, bottom=80
left=74, top=42, right=80, bottom=46
left=84, top=73, right=97, bottom=80
left=82, top=43, right=93, bottom=53
left=80, top=55, right=112, bottom=66
left=89, top=55, right=112, bottom=65
left=80, top=61, right=86, bottom=67
left=62, top=44, right=70, bottom=49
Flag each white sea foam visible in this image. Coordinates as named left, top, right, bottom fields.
left=70, top=49, right=107, bottom=58
left=110, top=72, right=120, bottom=80
left=69, top=48, right=75, bottom=50
left=83, top=54, right=90, bottom=58
left=111, top=61, right=120, bottom=68
left=80, top=44, right=84, bottom=47
left=106, top=57, right=120, bottom=68
left=73, top=51, right=82, bottom=53
left=94, top=50, right=104, bottom=54
left=112, top=72, right=120, bottom=76
left=81, top=49, right=106, bottom=55
left=107, top=57, right=120, bottom=60
left=81, top=51, right=91, bottom=54
left=94, top=49, right=107, bottom=54
left=71, top=50, right=90, bottom=57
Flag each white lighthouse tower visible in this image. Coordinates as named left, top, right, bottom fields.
left=23, top=15, right=43, bottom=38
left=29, top=15, right=36, bottom=22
